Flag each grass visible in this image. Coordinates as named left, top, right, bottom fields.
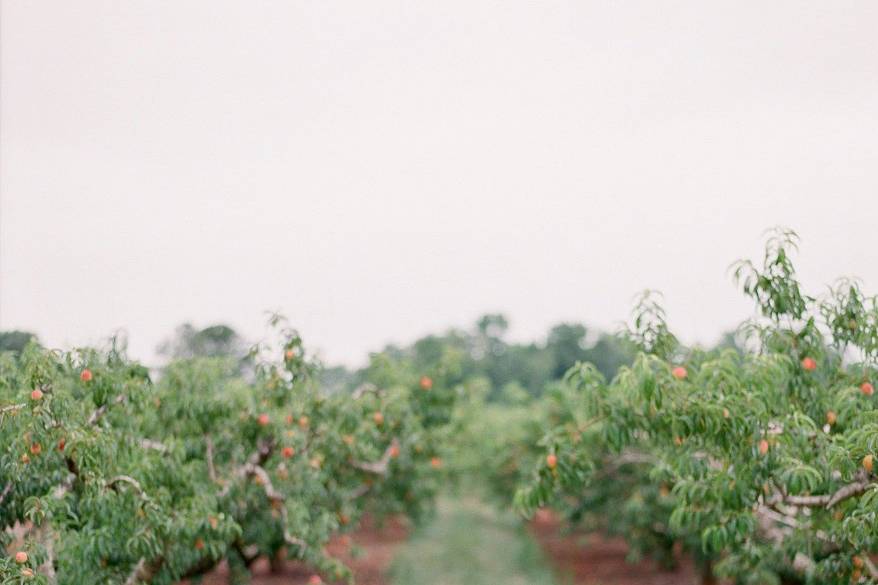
left=389, top=496, right=559, bottom=585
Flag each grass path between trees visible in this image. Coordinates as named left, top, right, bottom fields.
left=388, top=496, right=559, bottom=585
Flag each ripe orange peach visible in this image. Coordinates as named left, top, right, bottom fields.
left=864, top=454, right=874, bottom=473
left=80, top=369, right=93, bottom=382
left=30, top=389, right=43, bottom=401
left=758, top=439, right=770, bottom=456
left=257, top=414, right=270, bottom=426
left=389, top=445, right=400, bottom=458
left=862, top=382, right=874, bottom=396
left=373, top=412, right=384, bottom=426
left=430, top=457, right=442, bottom=469
left=827, top=411, right=837, bottom=425
left=801, top=357, right=817, bottom=372
left=546, top=454, right=558, bottom=469
left=15, top=551, right=28, bottom=564
left=282, top=446, right=295, bottom=459
left=420, top=376, right=433, bottom=390
left=671, top=366, right=687, bottom=380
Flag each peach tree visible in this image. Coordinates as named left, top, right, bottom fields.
left=1, top=318, right=456, bottom=584
left=517, top=230, right=878, bottom=584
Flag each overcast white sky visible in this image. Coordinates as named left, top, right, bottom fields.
left=1, top=1, right=877, bottom=367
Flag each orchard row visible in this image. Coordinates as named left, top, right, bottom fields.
left=1, top=320, right=456, bottom=584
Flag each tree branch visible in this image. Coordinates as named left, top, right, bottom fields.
left=107, top=475, right=146, bottom=497
left=124, top=557, right=164, bottom=585
left=139, top=439, right=167, bottom=453
left=599, top=450, right=657, bottom=476
left=218, top=439, right=276, bottom=498
left=783, top=472, right=873, bottom=509
left=87, top=395, right=126, bottom=425
left=863, top=555, right=878, bottom=581
left=0, top=403, right=25, bottom=415
left=351, top=383, right=380, bottom=400
left=205, top=435, right=217, bottom=483
left=351, top=439, right=399, bottom=477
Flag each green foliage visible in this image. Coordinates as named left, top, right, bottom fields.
left=1, top=320, right=457, bottom=583
left=517, top=228, right=878, bottom=583
left=337, top=315, right=634, bottom=402
left=0, top=331, right=39, bottom=355
left=157, top=323, right=247, bottom=362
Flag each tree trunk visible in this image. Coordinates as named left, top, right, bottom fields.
left=698, top=559, right=717, bottom=585
left=269, top=547, right=287, bottom=573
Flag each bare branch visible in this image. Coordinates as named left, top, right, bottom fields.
left=599, top=450, right=657, bottom=476
left=139, top=439, right=167, bottom=453
left=783, top=472, right=873, bottom=509
left=87, top=395, right=126, bottom=425
left=124, top=557, right=164, bottom=585
left=0, top=403, right=26, bottom=415
left=205, top=436, right=217, bottom=482
left=107, top=475, right=145, bottom=497
left=863, top=555, right=878, bottom=581
left=350, top=484, right=371, bottom=499
left=351, top=438, right=399, bottom=476
left=240, top=462, right=307, bottom=552
left=351, top=383, right=380, bottom=400
left=755, top=505, right=796, bottom=545
left=242, top=464, right=283, bottom=502
left=36, top=525, right=57, bottom=584
left=218, top=439, right=276, bottom=498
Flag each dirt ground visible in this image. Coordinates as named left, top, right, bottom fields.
left=190, top=510, right=698, bottom=585
left=529, top=509, right=698, bottom=585
left=189, top=516, right=410, bottom=585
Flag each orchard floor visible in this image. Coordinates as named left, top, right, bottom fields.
left=189, top=515, right=409, bottom=585
left=529, top=509, right=697, bottom=585
left=191, top=499, right=697, bottom=585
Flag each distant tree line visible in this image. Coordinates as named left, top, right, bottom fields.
left=326, top=313, right=638, bottom=401
left=1, top=316, right=740, bottom=403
